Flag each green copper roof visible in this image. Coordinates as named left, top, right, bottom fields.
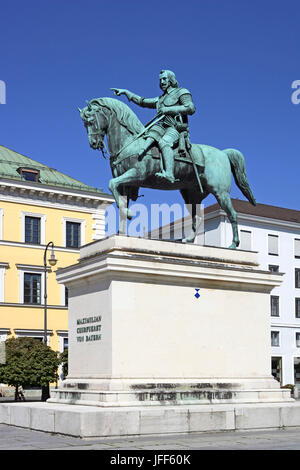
left=0, top=145, right=108, bottom=196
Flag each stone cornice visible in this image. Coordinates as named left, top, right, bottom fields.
left=0, top=239, right=79, bottom=253
left=205, top=208, right=300, bottom=231
left=0, top=262, right=9, bottom=268
left=270, top=322, right=300, bottom=329
left=16, top=263, right=52, bottom=272
left=0, top=178, right=114, bottom=213
left=14, top=328, right=53, bottom=335
left=56, top=236, right=282, bottom=293
left=0, top=302, right=68, bottom=310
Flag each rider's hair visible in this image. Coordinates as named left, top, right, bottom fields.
left=160, top=70, right=178, bottom=88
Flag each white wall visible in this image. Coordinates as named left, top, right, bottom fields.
left=209, top=212, right=300, bottom=386
left=149, top=205, right=300, bottom=386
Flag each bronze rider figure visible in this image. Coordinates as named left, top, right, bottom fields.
left=111, top=70, right=196, bottom=184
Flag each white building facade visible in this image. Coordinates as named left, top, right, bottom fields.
left=148, top=199, right=300, bottom=387
left=204, top=200, right=300, bottom=387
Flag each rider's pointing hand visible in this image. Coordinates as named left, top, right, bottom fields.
left=110, top=88, right=129, bottom=97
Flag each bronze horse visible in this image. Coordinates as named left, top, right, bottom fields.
left=79, top=97, right=256, bottom=248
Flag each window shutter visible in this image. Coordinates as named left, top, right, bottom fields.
left=271, top=331, right=279, bottom=347
left=268, top=234, right=278, bottom=255
left=240, top=230, right=252, bottom=251
left=296, top=269, right=300, bottom=288
left=271, top=296, right=279, bottom=316
left=296, top=298, right=300, bottom=318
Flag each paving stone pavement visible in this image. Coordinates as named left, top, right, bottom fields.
left=1, top=424, right=300, bottom=450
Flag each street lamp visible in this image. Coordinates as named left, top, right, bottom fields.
left=42, top=242, right=57, bottom=401
left=44, top=242, right=57, bottom=343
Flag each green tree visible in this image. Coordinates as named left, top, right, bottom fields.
left=60, top=348, right=68, bottom=379
left=0, top=337, right=60, bottom=401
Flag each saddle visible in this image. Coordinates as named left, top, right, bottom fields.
left=114, top=132, right=205, bottom=202
left=150, top=131, right=205, bottom=170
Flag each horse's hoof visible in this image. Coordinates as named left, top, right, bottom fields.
left=182, top=237, right=195, bottom=244
left=228, top=242, right=238, bottom=249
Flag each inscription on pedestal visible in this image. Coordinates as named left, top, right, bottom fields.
left=76, top=315, right=102, bottom=343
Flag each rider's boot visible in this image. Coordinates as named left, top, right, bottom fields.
left=155, top=146, right=177, bottom=184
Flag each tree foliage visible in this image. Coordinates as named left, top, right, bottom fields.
left=60, top=348, right=68, bottom=378
left=0, top=337, right=60, bottom=397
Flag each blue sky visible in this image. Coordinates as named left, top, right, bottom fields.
left=0, top=0, right=299, bottom=214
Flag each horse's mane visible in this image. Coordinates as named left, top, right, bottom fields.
left=90, top=97, right=144, bottom=135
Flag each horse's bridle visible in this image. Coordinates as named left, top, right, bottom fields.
left=85, top=108, right=110, bottom=159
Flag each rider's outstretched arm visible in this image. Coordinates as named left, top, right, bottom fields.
left=110, top=88, right=157, bottom=109
left=126, top=91, right=158, bottom=109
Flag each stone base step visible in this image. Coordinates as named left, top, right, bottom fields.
left=49, top=386, right=292, bottom=407
left=1, top=401, right=300, bottom=438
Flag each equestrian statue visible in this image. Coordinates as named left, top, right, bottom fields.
left=78, top=69, right=256, bottom=248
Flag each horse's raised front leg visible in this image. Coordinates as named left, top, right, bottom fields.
left=214, top=191, right=239, bottom=249
left=109, top=168, right=138, bottom=231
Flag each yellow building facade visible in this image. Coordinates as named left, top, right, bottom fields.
left=0, top=145, right=113, bottom=380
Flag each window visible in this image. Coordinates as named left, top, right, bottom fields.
left=17, top=265, right=46, bottom=304
left=295, top=239, right=300, bottom=259
left=14, top=330, right=45, bottom=341
left=0, top=328, right=10, bottom=345
left=57, top=332, right=68, bottom=354
left=21, top=212, right=45, bottom=244
left=240, top=230, right=252, bottom=250
left=17, top=167, right=40, bottom=182
left=268, top=234, right=278, bottom=255
left=24, top=273, right=41, bottom=304
left=269, top=265, right=279, bottom=272
left=0, top=208, right=3, bottom=240
left=66, top=221, right=81, bottom=248
left=271, top=331, right=280, bottom=347
left=296, top=298, right=300, bottom=318
left=63, top=337, right=68, bottom=350
left=272, top=357, right=282, bottom=383
left=65, top=287, right=69, bottom=307
left=296, top=333, right=300, bottom=348
left=63, top=217, right=85, bottom=248
left=296, top=269, right=300, bottom=289
left=271, top=296, right=279, bottom=317
left=22, top=171, right=38, bottom=182
left=25, top=216, right=40, bottom=244
left=0, top=263, right=8, bottom=302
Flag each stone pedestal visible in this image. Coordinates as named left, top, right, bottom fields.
left=2, top=235, right=298, bottom=438
left=50, top=235, right=291, bottom=407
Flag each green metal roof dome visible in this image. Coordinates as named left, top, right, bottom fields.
left=0, top=145, right=108, bottom=196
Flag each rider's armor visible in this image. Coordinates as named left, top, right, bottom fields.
left=126, top=86, right=195, bottom=183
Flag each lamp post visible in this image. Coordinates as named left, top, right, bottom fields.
left=41, top=242, right=57, bottom=401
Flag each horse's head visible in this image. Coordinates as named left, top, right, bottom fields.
left=78, top=100, right=108, bottom=151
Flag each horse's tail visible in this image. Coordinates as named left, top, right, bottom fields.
left=224, top=148, right=256, bottom=206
